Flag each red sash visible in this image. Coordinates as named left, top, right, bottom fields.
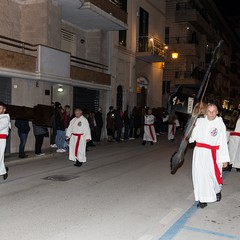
left=196, top=142, right=222, bottom=184
left=230, top=132, right=240, bottom=137
left=145, top=124, right=154, bottom=141
left=72, top=133, right=83, bottom=157
left=171, top=123, right=176, bottom=135
left=0, top=134, right=7, bottom=139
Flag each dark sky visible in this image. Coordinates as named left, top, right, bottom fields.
left=214, top=1, right=240, bottom=16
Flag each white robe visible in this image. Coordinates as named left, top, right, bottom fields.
left=143, top=114, right=157, bottom=143
left=189, top=116, right=230, bottom=203
left=66, top=115, right=91, bottom=162
left=0, top=114, right=11, bottom=175
left=168, top=119, right=180, bottom=140
left=228, top=118, right=240, bottom=168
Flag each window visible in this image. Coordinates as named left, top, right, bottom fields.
left=116, top=85, right=123, bottom=109
left=165, top=27, right=169, bottom=44
left=162, top=81, right=170, bottom=94
left=118, top=0, right=127, bottom=46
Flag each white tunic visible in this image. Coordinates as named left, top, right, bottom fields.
left=189, top=116, right=230, bottom=203
left=228, top=118, right=240, bottom=168
left=66, top=115, right=91, bottom=162
left=168, top=119, right=180, bottom=140
left=0, top=114, right=11, bottom=175
left=143, top=114, right=157, bottom=142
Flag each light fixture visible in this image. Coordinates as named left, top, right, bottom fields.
left=171, top=51, right=179, bottom=59
left=57, top=86, right=64, bottom=92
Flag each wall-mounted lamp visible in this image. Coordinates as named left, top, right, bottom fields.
left=171, top=51, right=179, bottom=59
left=57, top=86, right=64, bottom=92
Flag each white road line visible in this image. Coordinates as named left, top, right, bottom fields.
left=137, top=235, right=153, bottom=240
left=159, top=208, right=183, bottom=225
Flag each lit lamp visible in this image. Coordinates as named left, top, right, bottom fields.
left=57, top=86, right=64, bottom=92
left=171, top=51, right=179, bottom=59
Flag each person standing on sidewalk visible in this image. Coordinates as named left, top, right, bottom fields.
left=32, top=123, right=48, bottom=157
left=0, top=101, right=11, bottom=180
left=15, top=119, right=30, bottom=158
left=189, top=103, right=230, bottom=208
left=66, top=108, right=91, bottom=167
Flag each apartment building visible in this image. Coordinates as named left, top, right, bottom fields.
left=0, top=0, right=167, bottom=153
left=163, top=0, right=240, bottom=110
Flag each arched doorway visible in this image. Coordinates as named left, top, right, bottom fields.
left=137, top=76, right=149, bottom=107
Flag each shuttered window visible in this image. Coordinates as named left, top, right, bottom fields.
left=61, top=29, right=76, bottom=56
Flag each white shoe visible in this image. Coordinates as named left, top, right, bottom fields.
left=51, top=144, right=57, bottom=148
left=56, top=149, right=63, bottom=153
left=129, top=138, right=135, bottom=140
left=61, top=149, right=67, bottom=152
left=35, top=153, right=45, bottom=157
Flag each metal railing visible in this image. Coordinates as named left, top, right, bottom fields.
left=136, top=36, right=166, bottom=58
left=0, top=35, right=108, bottom=72
left=0, top=35, right=37, bottom=53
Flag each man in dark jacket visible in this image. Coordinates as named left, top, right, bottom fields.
left=95, top=107, right=103, bottom=141
left=15, top=119, right=30, bottom=158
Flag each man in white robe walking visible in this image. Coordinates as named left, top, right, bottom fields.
left=189, top=103, right=229, bottom=208
left=0, top=102, right=11, bottom=180
left=228, top=116, right=240, bottom=171
left=142, top=108, right=157, bottom=145
left=66, top=108, right=91, bottom=167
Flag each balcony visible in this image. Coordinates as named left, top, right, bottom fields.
left=174, top=70, right=203, bottom=87
left=175, top=2, right=213, bottom=41
left=55, top=0, right=128, bottom=30
left=0, top=35, right=111, bottom=87
left=136, top=36, right=166, bottom=63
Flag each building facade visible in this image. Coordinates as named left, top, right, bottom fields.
left=163, top=0, right=240, bottom=110
left=0, top=0, right=167, bottom=153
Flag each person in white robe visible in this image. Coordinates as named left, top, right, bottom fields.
left=66, top=108, right=91, bottom=167
left=168, top=114, right=180, bottom=141
left=228, top=117, right=240, bottom=171
left=189, top=104, right=230, bottom=208
left=142, top=108, right=157, bottom=145
left=0, top=102, right=11, bottom=180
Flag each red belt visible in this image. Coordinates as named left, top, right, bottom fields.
left=145, top=124, right=155, bottom=141
left=171, top=123, right=176, bottom=135
left=0, top=134, right=7, bottom=139
left=196, top=142, right=221, bottom=184
left=72, top=133, right=83, bottom=157
left=230, top=132, right=240, bottom=136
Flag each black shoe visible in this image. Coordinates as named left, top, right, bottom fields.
left=141, top=141, right=146, bottom=145
left=236, top=168, right=240, bottom=172
left=197, top=202, right=207, bottom=208
left=216, top=192, right=222, bottom=202
left=3, top=167, right=9, bottom=180
left=74, top=161, right=82, bottom=167
left=223, top=164, right=232, bottom=172
left=150, top=142, right=153, bottom=145
left=19, top=154, right=28, bottom=158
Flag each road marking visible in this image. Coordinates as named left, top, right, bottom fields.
left=137, top=234, right=153, bottom=240
left=159, top=208, right=182, bottom=225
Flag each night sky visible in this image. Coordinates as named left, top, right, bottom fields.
left=214, top=0, right=240, bottom=16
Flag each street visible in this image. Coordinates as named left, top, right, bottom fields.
left=1, top=133, right=240, bottom=240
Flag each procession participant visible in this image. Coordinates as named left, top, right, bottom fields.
left=168, top=113, right=180, bottom=141
left=66, top=108, right=91, bottom=167
left=142, top=108, right=157, bottom=145
left=0, top=102, right=11, bottom=180
left=189, top=103, right=230, bottom=208
left=228, top=116, right=240, bottom=172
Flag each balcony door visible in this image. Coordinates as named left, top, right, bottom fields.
left=139, top=7, right=149, bottom=52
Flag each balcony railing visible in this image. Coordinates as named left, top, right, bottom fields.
left=165, top=36, right=199, bottom=45
left=136, top=36, right=166, bottom=58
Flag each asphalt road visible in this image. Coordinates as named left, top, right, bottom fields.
left=1, top=133, right=240, bottom=240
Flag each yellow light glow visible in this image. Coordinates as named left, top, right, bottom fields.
left=171, top=52, right=179, bottom=59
